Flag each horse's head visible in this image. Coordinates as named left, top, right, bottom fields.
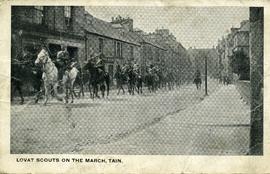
left=35, top=49, right=49, bottom=65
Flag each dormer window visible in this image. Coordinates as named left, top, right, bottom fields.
left=64, top=6, right=72, bottom=27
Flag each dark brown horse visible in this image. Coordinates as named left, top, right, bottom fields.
left=83, top=60, right=110, bottom=99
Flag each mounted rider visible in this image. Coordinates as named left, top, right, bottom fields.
left=195, top=69, right=201, bottom=79
left=148, top=64, right=155, bottom=75
left=194, top=69, right=202, bottom=84
left=94, top=53, right=105, bottom=73
left=121, top=62, right=132, bottom=74
left=56, top=45, right=71, bottom=81
left=133, top=61, right=140, bottom=76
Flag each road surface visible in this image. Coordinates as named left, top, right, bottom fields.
left=11, top=79, right=250, bottom=154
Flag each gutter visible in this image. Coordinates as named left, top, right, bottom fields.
left=84, top=29, right=141, bottom=47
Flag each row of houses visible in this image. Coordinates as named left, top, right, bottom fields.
left=12, top=6, right=191, bottom=81
left=216, top=20, right=250, bottom=81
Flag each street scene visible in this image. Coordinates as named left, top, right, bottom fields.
left=11, top=6, right=263, bottom=155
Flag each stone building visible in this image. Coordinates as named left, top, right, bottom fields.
left=217, top=20, right=250, bottom=82
left=148, top=29, right=193, bottom=83
left=12, top=6, right=86, bottom=65
left=233, top=20, right=250, bottom=56
left=216, top=27, right=238, bottom=83
left=216, top=37, right=226, bottom=79
left=232, top=20, right=250, bottom=80
left=84, top=12, right=141, bottom=78
left=110, top=16, right=166, bottom=74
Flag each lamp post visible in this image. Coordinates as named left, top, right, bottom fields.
left=205, top=55, right=208, bottom=96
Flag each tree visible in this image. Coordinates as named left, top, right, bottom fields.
left=230, top=50, right=250, bottom=80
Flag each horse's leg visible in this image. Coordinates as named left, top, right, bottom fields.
left=63, top=82, right=69, bottom=103
left=95, top=84, right=100, bottom=98
left=11, top=82, right=16, bottom=103
left=88, top=82, right=92, bottom=98
left=35, top=89, right=41, bottom=104
left=116, top=82, right=119, bottom=95
left=72, top=83, right=78, bottom=99
left=106, top=81, right=109, bottom=97
left=18, top=89, right=24, bottom=105
left=81, top=80, right=84, bottom=97
left=62, top=80, right=68, bottom=103
left=101, top=85, right=105, bottom=98
left=43, top=84, right=49, bottom=105
left=17, top=84, right=24, bottom=105
left=136, top=84, right=139, bottom=94
left=121, top=84, right=125, bottom=94
left=71, top=81, right=75, bottom=103
left=72, top=79, right=78, bottom=99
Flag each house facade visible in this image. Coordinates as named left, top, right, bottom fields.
left=84, top=13, right=141, bottom=79
left=110, top=16, right=166, bottom=75
left=147, top=29, right=193, bottom=83
left=233, top=20, right=250, bottom=57
left=12, top=6, right=86, bottom=65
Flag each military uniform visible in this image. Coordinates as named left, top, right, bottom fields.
left=95, top=56, right=105, bottom=72
left=56, top=49, right=70, bottom=80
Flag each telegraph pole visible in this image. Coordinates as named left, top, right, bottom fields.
left=205, top=55, right=208, bottom=96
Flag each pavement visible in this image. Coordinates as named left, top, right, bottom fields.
left=10, top=79, right=250, bottom=155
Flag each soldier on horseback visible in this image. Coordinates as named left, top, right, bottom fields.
left=94, top=53, right=105, bottom=73
left=115, top=64, right=125, bottom=95
left=194, top=69, right=202, bottom=90
left=56, top=45, right=71, bottom=83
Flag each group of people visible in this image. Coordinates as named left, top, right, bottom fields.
left=12, top=42, right=191, bottom=104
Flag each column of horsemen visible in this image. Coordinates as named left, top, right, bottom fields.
left=11, top=44, right=193, bottom=105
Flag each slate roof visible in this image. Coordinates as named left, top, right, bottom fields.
left=84, top=12, right=140, bottom=46
left=127, top=31, right=166, bottom=50
left=84, top=12, right=165, bottom=50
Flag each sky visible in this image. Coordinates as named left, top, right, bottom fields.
left=86, top=6, right=249, bottom=49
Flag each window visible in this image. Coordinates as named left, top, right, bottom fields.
left=120, top=43, right=122, bottom=58
left=64, top=6, right=72, bottom=27
left=33, top=6, right=44, bottom=24
left=114, top=41, right=122, bottom=58
left=99, top=38, right=104, bottom=53
left=117, top=42, right=120, bottom=57
left=114, top=41, right=117, bottom=56
left=130, top=45, right=134, bottom=59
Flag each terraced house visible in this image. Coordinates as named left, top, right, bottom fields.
left=84, top=12, right=141, bottom=79
left=111, top=16, right=166, bottom=74
left=12, top=6, right=86, bottom=65
left=12, top=7, right=167, bottom=80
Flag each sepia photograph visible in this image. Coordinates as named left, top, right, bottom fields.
left=9, top=5, right=263, bottom=156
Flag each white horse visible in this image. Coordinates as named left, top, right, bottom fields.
left=35, top=49, right=65, bottom=105
left=62, top=63, right=79, bottom=103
